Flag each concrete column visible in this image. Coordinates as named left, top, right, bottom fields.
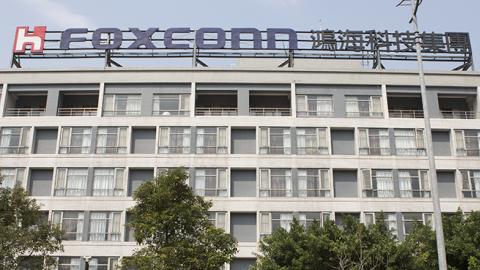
left=45, top=89, right=60, bottom=116
left=476, top=86, right=480, bottom=118
left=333, top=92, right=346, bottom=118
left=396, top=212, right=404, bottom=240
left=291, top=168, right=298, bottom=197
left=141, top=90, right=153, bottom=116
left=392, top=169, right=400, bottom=198
left=381, top=84, right=389, bottom=119
left=291, top=82, right=296, bottom=118
left=237, top=89, right=250, bottom=116
left=190, top=82, right=196, bottom=117
left=389, top=128, right=397, bottom=156
left=86, top=167, right=95, bottom=196
left=290, top=127, right=297, bottom=154
left=83, top=211, right=91, bottom=241
left=426, top=91, right=441, bottom=118
left=0, top=84, right=8, bottom=117
left=189, top=167, right=195, bottom=189
left=190, top=127, right=197, bottom=154
left=90, top=127, right=98, bottom=154
left=97, top=82, right=105, bottom=117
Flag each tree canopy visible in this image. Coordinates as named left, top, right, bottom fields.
left=254, top=211, right=480, bottom=270
left=0, top=180, right=63, bottom=269
left=122, top=168, right=237, bottom=270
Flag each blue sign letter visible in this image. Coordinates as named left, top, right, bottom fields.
left=267, top=28, right=298, bottom=50
left=60, top=28, right=88, bottom=50
left=196, top=28, right=226, bottom=49
left=231, top=28, right=262, bottom=49
left=92, top=28, right=123, bottom=50
left=164, top=28, right=191, bottom=49
left=129, top=28, right=158, bottom=49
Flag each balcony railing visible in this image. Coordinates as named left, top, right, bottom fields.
left=298, top=189, right=331, bottom=197
left=250, top=108, right=291, bottom=116
left=441, top=111, right=477, bottom=119
left=296, top=111, right=334, bottom=117
left=363, top=189, right=395, bottom=198
left=103, top=110, right=141, bottom=116
left=57, top=107, right=97, bottom=116
left=0, top=146, right=29, bottom=154
left=389, top=110, right=424, bottom=118
left=196, top=107, right=238, bottom=116
left=346, top=111, right=383, bottom=118
left=152, top=110, right=189, bottom=116
left=5, top=108, right=46, bottom=116
left=359, top=147, right=391, bottom=156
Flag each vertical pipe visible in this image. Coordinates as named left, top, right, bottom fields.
left=410, top=1, right=448, bottom=269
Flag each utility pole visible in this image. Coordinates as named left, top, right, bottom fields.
left=397, top=0, right=448, bottom=269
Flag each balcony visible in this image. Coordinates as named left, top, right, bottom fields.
left=195, top=91, right=237, bottom=116
left=250, top=91, right=291, bottom=116
left=57, top=92, right=99, bottom=116
left=438, top=95, right=477, bottom=119
left=5, top=92, right=47, bottom=117
left=387, top=94, right=423, bottom=118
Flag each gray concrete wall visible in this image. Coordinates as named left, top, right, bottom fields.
left=29, top=169, right=53, bottom=196
left=33, top=129, right=58, bottom=154
left=333, top=170, right=358, bottom=198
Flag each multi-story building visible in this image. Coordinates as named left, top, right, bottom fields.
left=1, top=65, right=479, bottom=270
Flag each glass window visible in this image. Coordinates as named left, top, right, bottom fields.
left=208, top=212, right=226, bottom=230
left=402, top=213, right=432, bottom=235
left=364, top=212, right=397, bottom=235
left=260, top=169, right=292, bottom=197
left=194, top=169, right=227, bottom=197
left=96, top=127, right=128, bottom=154
left=0, top=168, right=24, bottom=189
left=153, top=94, right=189, bottom=116
left=89, top=212, right=121, bottom=241
left=58, top=257, right=81, bottom=270
left=196, top=127, right=227, bottom=154
left=296, top=95, right=333, bottom=117
left=362, top=169, right=394, bottom=198
left=159, top=127, right=191, bottom=154
left=54, top=168, right=88, bottom=196
left=89, top=257, right=119, bottom=270
left=103, top=94, right=141, bottom=116
left=398, top=170, right=430, bottom=198
left=259, top=128, right=291, bottom=154
left=462, top=170, right=480, bottom=198
left=0, top=127, right=29, bottom=154
left=394, top=129, right=426, bottom=156
left=345, top=96, right=382, bottom=118
left=296, top=128, right=328, bottom=155
left=59, top=127, right=92, bottom=154
left=358, top=128, right=390, bottom=155
left=455, top=130, right=480, bottom=156
left=93, top=168, right=124, bottom=197
left=298, top=169, right=330, bottom=197
left=53, top=211, right=84, bottom=241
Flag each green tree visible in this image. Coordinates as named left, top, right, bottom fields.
left=121, top=168, right=237, bottom=270
left=0, top=179, right=63, bottom=269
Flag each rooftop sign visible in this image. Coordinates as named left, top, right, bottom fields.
left=11, top=26, right=473, bottom=70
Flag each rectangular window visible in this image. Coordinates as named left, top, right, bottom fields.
left=208, top=212, right=227, bottom=231
left=298, top=169, right=330, bottom=197
left=52, top=211, right=84, bottom=241
left=89, top=212, right=122, bottom=241
left=358, top=128, right=390, bottom=155
left=54, top=168, right=88, bottom=196
left=296, top=95, right=333, bottom=117
left=93, top=168, right=124, bottom=197
left=260, top=169, right=292, bottom=197
left=0, top=127, right=30, bottom=154
left=394, top=129, right=426, bottom=156
left=194, top=168, right=227, bottom=197
left=57, top=257, right=81, bottom=270
left=59, top=127, right=92, bottom=154
left=455, top=130, right=480, bottom=156
left=296, top=128, right=328, bottom=155
left=103, top=94, right=141, bottom=116
left=158, top=127, right=191, bottom=154
left=96, top=127, right=128, bottom=154
left=196, top=127, right=227, bottom=154
left=260, top=212, right=330, bottom=237
left=89, top=257, right=119, bottom=270
left=364, top=212, right=397, bottom=235
left=402, top=213, right=433, bottom=235
left=362, top=169, right=394, bottom=198
left=461, top=170, right=480, bottom=198
left=259, top=127, right=291, bottom=154
left=345, top=96, right=382, bottom=118
left=398, top=170, right=430, bottom=198
left=153, top=94, right=190, bottom=116
left=0, top=168, right=24, bottom=189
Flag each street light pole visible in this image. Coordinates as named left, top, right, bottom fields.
left=404, top=0, right=448, bottom=269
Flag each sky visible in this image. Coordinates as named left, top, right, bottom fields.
left=0, top=0, right=478, bottom=70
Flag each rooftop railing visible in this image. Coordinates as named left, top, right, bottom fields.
left=196, top=107, right=238, bottom=116
left=441, top=111, right=477, bottom=119
left=389, top=110, right=424, bottom=118
left=250, top=108, right=291, bottom=116
left=5, top=108, right=46, bottom=117
left=57, top=107, right=97, bottom=116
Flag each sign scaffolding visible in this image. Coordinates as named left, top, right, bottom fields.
left=11, top=27, right=473, bottom=70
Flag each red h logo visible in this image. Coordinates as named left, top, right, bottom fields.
left=13, top=26, right=46, bottom=54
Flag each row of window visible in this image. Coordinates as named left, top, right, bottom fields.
left=19, top=256, right=119, bottom=270
left=3, top=167, right=479, bottom=199
left=47, top=210, right=434, bottom=244
left=1, top=126, right=479, bottom=156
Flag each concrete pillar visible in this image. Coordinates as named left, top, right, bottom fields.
left=476, top=86, right=480, bottom=118
left=426, top=90, right=441, bottom=118
left=333, top=92, right=346, bottom=118
left=190, top=82, right=196, bottom=117
left=237, top=89, right=250, bottom=116
left=291, top=82, right=296, bottom=118
left=0, top=84, right=7, bottom=117
left=97, top=82, right=105, bottom=117
left=45, top=89, right=60, bottom=116
left=141, top=90, right=153, bottom=116
left=381, top=84, right=389, bottom=119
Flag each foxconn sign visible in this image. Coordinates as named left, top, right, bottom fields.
left=11, top=26, right=473, bottom=70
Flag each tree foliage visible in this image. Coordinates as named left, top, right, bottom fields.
left=0, top=180, right=63, bottom=269
left=121, top=168, right=237, bottom=270
left=254, top=211, right=480, bottom=270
